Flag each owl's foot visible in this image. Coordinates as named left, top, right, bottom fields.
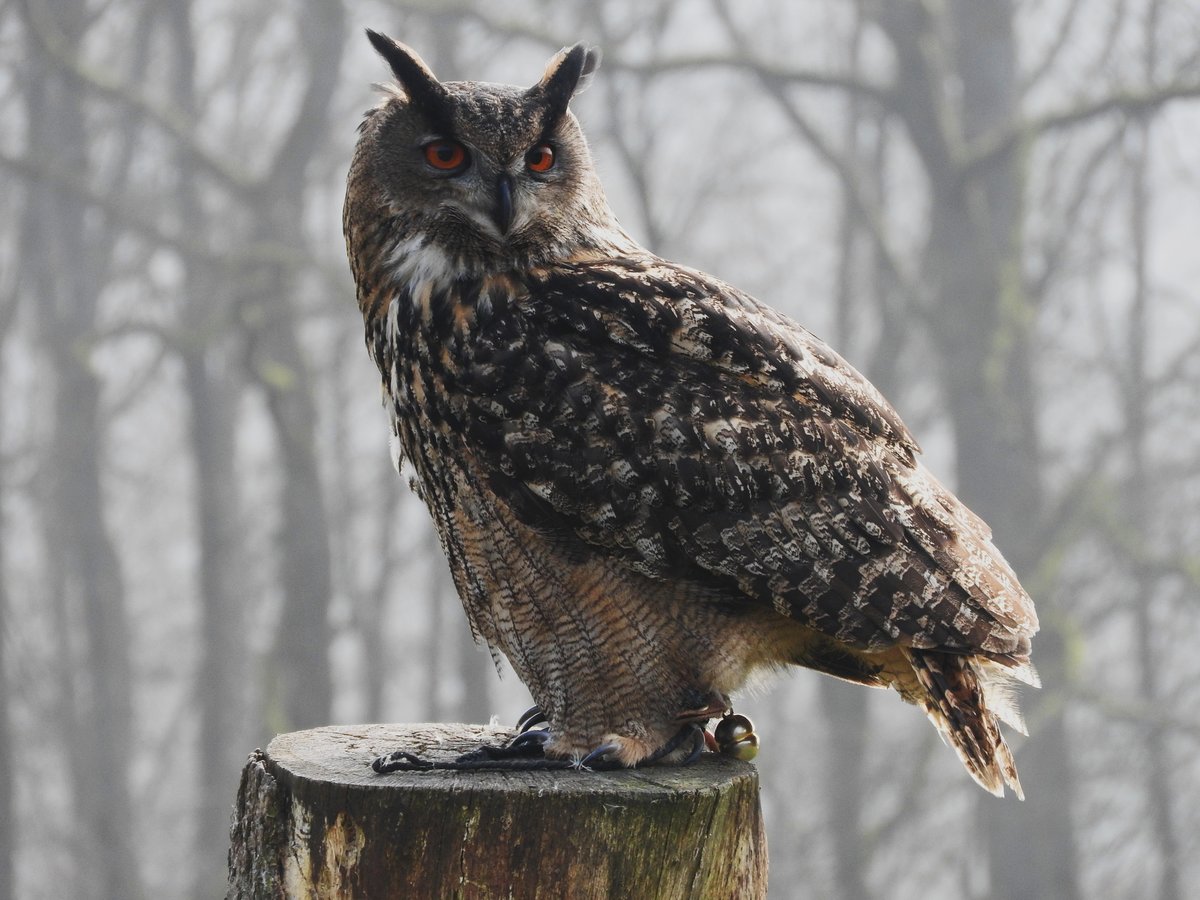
left=513, top=704, right=704, bottom=767
left=371, top=729, right=551, bottom=773
left=606, top=723, right=705, bottom=767
left=371, top=721, right=709, bottom=773
left=513, top=701, right=744, bottom=766
left=502, top=728, right=553, bottom=756
left=546, top=722, right=707, bottom=769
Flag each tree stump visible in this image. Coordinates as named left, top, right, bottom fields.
left=227, top=723, right=767, bottom=899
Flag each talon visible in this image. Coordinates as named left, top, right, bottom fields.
left=576, top=742, right=622, bottom=770
left=505, top=729, right=551, bottom=755
left=714, top=713, right=759, bottom=761
left=681, top=726, right=706, bottom=764
left=516, top=704, right=548, bottom=734
left=454, top=728, right=551, bottom=765
left=644, top=723, right=704, bottom=765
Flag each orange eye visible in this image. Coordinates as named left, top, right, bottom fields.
left=526, top=143, right=556, bottom=173
left=423, top=140, right=468, bottom=172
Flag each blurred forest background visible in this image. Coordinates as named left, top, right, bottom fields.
left=2, top=0, right=1199, bottom=897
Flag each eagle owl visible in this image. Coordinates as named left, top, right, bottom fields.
left=344, top=31, right=1039, bottom=797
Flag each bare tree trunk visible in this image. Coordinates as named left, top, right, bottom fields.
left=259, top=316, right=335, bottom=730
left=871, top=1, right=1077, bottom=895
left=1126, top=118, right=1181, bottom=900
left=928, top=3, right=1077, bottom=897
left=0, top=297, right=15, bottom=900
left=255, top=0, right=345, bottom=732
left=361, top=455, right=401, bottom=721
left=1123, top=11, right=1180, bottom=893
left=20, top=6, right=142, bottom=895
left=818, top=680, right=869, bottom=900
left=183, top=336, right=248, bottom=895
left=0, top=535, right=10, bottom=900
left=423, top=528, right=448, bottom=722
left=156, top=4, right=253, bottom=896
left=455, top=614, right=494, bottom=725
left=819, top=14, right=879, bottom=895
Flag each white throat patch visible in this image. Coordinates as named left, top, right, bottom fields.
left=384, top=235, right=456, bottom=301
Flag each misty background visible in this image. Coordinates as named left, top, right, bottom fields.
left=2, top=0, right=1199, bottom=898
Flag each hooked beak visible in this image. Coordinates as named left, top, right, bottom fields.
left=492, top=175, right=514, bottom=235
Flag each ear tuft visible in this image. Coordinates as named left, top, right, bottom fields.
left=530, top=43, right=601, bottom=122
left=575, top=46, right=601, bottom=95
left=365, top=29, right=448, bottom=114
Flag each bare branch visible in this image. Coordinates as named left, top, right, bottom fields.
left=966, top=80, right=1200, bottom=178
left=1019, top=0, right=1087, bottom=96
left=0, top=149, right=305, bottom=271
left=1075, top=686, right=1200, bottom=740
left=612, top=53, right=891, bottom=105
left=1026, top=123, right=1127, bottom=305
left=384, top=0, right=892, bottom=104
left=264, top=0, right=345, bottom=203
left=865, top=0, right=965, bottom=179
left=705, top=0, right=922, bottom=309
left=1095, top=0, right=1133, bottom=86
left=17, top=0, right=255, bottom=192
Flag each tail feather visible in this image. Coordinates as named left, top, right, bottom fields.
left=977, top=657, right=1036, bottom=735
left=904, top=648, right=1026, bottom=799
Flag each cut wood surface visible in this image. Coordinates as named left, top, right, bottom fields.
left=227, top=722, right=767, bottom=899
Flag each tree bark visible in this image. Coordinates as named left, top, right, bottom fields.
left=227, top=723, right=767, bottom=899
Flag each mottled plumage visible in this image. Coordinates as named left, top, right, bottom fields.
left=345, top=32, right=1038, bottom=797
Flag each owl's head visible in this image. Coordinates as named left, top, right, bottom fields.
left=347, top=30, right=628, bottom=281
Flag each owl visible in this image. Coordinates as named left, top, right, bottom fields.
left=345, top=31, right=1039, bottom=797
